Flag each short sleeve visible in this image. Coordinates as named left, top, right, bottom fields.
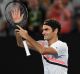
left=50, top=41, right=68, bottom=57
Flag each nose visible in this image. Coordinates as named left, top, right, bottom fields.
left=42, top=30, right=46, bottom=35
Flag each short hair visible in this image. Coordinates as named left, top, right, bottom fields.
left=43, top=19, right=61, bottom=35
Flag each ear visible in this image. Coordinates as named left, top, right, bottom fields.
left=54, top=28, right=58, bottom=34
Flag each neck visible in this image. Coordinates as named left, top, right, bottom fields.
left=48, top=36, right=58, bottom=46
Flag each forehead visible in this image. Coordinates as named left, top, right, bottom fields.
left=42, top=25, right=52, bottom=29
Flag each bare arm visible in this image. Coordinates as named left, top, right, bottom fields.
left=15, top=25, right=57, bottom=55
left=25, top=35, right=57, bottom=55
left=15, top=32, right=24, bottom=47
left=15, top=32, right=35, bottom=49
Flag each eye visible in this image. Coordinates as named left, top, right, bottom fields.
left=44, top=28, right=48, bottom=31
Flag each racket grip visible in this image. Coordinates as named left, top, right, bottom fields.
left=22, top=40, right=31, bottom=56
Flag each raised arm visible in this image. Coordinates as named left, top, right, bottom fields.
left=15, top=25, right=57, bottom=55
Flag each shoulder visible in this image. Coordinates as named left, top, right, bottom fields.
left=57, top=40, right=68, bottom=49
left=58, top=40, right=68, bottom=46
left=51, top=40, right=67, bottom=45
left=50, top=40, right=68, bottom=50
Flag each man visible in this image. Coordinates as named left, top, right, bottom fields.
left=15, top=19, right=68, bottom=74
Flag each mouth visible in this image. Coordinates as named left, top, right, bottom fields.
left=44, top=36, right=48, bottom=40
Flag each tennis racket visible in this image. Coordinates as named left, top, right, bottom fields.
left=5, top=1, right=31, bottom=56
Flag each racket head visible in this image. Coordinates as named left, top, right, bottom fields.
left=5, top=1, right=28, bottom=29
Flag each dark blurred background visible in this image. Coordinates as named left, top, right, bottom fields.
left=0, top=0, right=80, bottom=74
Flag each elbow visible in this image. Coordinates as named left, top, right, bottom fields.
left=39, top=49, right=46, bottom=55
left=38, top=49, right=44, bottom=55
left=40, top=51, right=45, bottom=55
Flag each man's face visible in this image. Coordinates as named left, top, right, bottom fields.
left=42, top=25, right=54, bottom=40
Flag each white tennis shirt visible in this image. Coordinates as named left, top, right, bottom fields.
left=41, top=40, right=68, bottom=74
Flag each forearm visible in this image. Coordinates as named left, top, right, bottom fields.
left=25, top=35, right=45, bottom=54
left=15, top=32, right=36, bottom=49
left=25, top=35, right=57, bottom=55
left=15, top=32, right=24, bottom=47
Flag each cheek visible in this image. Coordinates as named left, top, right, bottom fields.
left=49, top=33, right=53, bottom=37
left=49, top=32, right=54, bottom=38
left=46, top=33, right=52, bottom=38
left=45, top=32, right=50, bottom=36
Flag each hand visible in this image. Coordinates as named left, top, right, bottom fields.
left=15, top=25, right=28, bottom=40
left=11, top=7, right=24, bottom=23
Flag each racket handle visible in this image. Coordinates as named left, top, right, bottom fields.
left=22, top=40, right=31, bottom=56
